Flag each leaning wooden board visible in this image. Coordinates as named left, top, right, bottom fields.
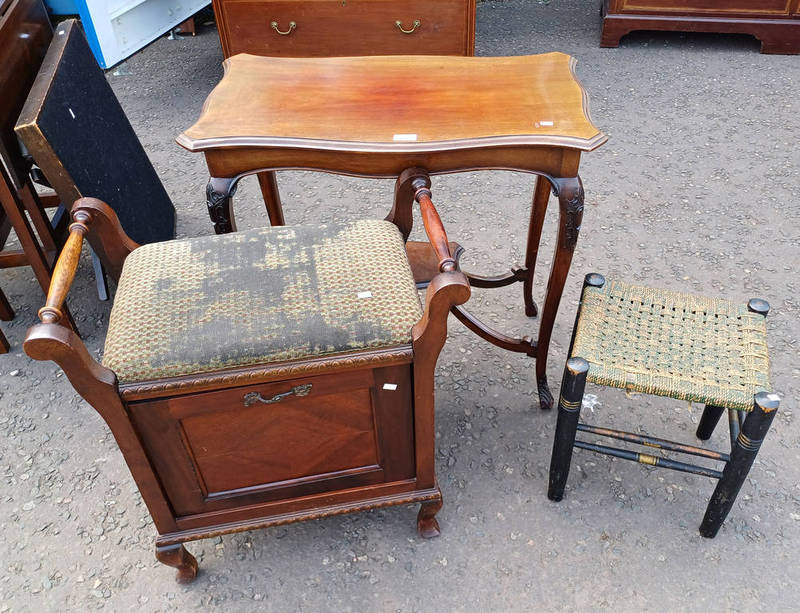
left=16, top=19, right=176, bottom=245
left=0, top=0, right=79, bottom=342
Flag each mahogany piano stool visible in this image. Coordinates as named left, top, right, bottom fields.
left=178, top=53, right=607, bottom=408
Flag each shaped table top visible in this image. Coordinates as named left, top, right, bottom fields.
left=178, top=53, right=606, bottom=155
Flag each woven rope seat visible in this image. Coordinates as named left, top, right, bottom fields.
left=102, top=220, right=422, bottom=384
left=571, top=279, right=771, bottom=411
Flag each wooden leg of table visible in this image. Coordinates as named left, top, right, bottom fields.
left=522, top=175, right=552, bottom=318
left=535, top=176, right=584, bottom=410
left=206, top=177, right=238, bottom=234
left=256, top=171, right=285, bottom=226
left=0, top=175, right=77, bottom=332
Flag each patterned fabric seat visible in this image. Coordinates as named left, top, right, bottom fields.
left=571, top=279, right=771, bottom=411
left=102, top=220, right=422, bottom=384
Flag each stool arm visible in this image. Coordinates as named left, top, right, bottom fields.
left=411, top=270, right=469, bottom=491
left=412, top=178, right=457, bottom=273
left=413, top=270, right=471, bottom=344
left=37, top=211, right=91, bottom=325
left=36, top=197, right=139, bottom=325
left=410, top=174, right=471, bottom=339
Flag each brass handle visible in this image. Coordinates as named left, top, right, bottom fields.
left=243, top=384, right=311, bottom=406
left=395, top=19, right=421, bottom=34
left=270, top=20, right=296, bottom=35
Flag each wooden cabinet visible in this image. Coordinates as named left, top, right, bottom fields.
left=129, top=365, right=416, bottom=524
left=213, top=0, right=476, bottom=57
left=601, top=0, right=800, bottom=54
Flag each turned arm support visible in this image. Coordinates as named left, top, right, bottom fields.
left=411, top=177, right=457, bottom=274
left=411, top=175, right=471, bottom=345
left=38, top=212, right=91, bottom=324
left=29, top=197, right=138, bottom=373
left=36, top=195, right=140, bottom=322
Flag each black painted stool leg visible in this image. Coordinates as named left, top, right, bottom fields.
left=548, top=357, right=589, bottom=501
left=696, top=404, right=725, bottom=440
left=699, top=391, right=779, bottom=538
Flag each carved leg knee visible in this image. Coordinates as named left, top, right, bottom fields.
left=417, top=498, right=443, bottom=539
left=155, top=543, right=198, bottom=584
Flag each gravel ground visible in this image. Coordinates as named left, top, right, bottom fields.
left=1, top=1, right=798, bottom=611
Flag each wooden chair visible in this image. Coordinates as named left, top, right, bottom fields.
left=548, top=273, right=779, bottom=537
left=24, top=168, right=469, bottom=582
left=0, top=0, right=76, bottom=342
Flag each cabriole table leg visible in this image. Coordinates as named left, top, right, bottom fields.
left=206, top=177, right=238, bottom=234
left=522, top=175, right=552, bottom=318
left=256, top=171, right=285, bottom=226
left=535, top=176, right=584, bottom=410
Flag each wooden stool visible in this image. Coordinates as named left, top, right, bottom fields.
left=24, top=180, right=469, bottom=582
left=548, top=274, right=779, bottom=537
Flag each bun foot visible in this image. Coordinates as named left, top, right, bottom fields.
left=417, top=498, right=443, bottom=538
left=155, top=543, right=198, bottom=584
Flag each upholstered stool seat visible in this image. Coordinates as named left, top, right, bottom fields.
left=549, top=274, right=780, bottom=538
left=102, top=220, right=422, bottom=383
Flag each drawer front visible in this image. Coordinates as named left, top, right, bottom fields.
left=218, top=0, right=472, bottom=57
left=618, top=0, right=793, bottom=15
left=131, top=365, right=415, bottom=516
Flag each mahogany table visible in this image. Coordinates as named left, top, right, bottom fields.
left=178, top=53, right=607, bottom=408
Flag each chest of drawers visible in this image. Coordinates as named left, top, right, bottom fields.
left=212, top=0, right=476, bottom=57
left=601, top=0, right=800, bottom=54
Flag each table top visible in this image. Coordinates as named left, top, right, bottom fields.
left=178, top=53, right=606, bottom=155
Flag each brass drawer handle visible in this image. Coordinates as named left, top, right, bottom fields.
left=395, top=19, right=421, bottom=34
left=243, top=384, right=311, bottom=406
left=270, top=20, right=296, bottom=35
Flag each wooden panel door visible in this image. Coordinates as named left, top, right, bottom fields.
left=130, top=364, right=415, bottom=517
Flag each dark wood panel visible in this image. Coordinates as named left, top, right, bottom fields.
left=371, top=364, right=415, bottom=482
left=602, top=0, right=800, bottom=53
left=0, top=0, right=51, bottom=188
left=183, top=388, right=380, bottom=494
left=171, top=479, right=430, bottom=533
left=220, top=0, right=471, bottom=57
left=620, top=0, right=792, bottom=14
left=130, top=366, right=419, bottom=516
